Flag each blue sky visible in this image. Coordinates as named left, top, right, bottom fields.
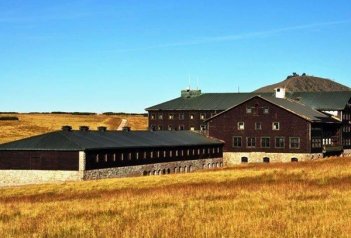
left=1, top=0, right=351, bottom=113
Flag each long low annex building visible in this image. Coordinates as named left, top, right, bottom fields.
left=0, top=126, right=224, bottom=186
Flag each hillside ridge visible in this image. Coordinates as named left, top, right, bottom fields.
left=255, top=73, right=350, bottom=92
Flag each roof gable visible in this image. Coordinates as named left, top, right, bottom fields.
left=205, top=95, right=339, bottom=123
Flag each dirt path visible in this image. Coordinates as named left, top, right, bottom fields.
left=117, top=119, right=128, bottom=130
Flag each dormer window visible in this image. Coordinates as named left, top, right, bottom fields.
left=272, top=122, right=280, bottom=130
left=246, top=107, right=252, bottom=113
left=238, top=122, right=245, bottom=130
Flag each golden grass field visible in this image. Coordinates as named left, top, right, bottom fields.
left=0, top=113, right=148, bottom=144
left=0, top=158, right=350, bottom=237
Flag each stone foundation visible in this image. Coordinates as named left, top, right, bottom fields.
left=0, top=170, right=83, bottom=187
left=83, top=158, right=223, bottom=180
left=343, top=149, right=351, bottom=157
left=224, top=152, right=323, bottom=165
left=0, top=158, right=223, bottom=186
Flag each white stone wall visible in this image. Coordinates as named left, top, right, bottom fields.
left=224, top=152, right=323, bottom=165
left=83, top=158, right=223, bottom=180
left=343, top=149, right=351, bottom=157
left=0, top=170, right=83, bottom=187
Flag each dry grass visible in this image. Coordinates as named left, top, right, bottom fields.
left=1, top=157, right=351, bottom=237
left=0, top=114, right=148, bottom=144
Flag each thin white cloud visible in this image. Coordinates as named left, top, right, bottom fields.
left=116, top=20, right=351, bottom=52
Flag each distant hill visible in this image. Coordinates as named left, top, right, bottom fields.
left=255, top=73, right=350, bottom=92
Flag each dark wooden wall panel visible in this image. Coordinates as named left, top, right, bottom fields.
left=0, top=151, right=79, bottom=170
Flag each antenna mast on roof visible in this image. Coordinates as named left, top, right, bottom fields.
left=196, top=76, right=199, bottom=90
left=238, top=85, right=240, bottom=93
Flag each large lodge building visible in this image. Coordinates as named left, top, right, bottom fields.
left=146, top=88, right=351, bottom=163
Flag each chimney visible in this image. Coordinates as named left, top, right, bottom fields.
left=181, top=88, right=201, bottom=98
left=79, top=126, right=89, bottom=132
left=274, top=87, right=286, bottom=99
left=122, top=126, right=131, bottom=132
left=97, top=126, right=107, bottom=132
left=62, top=125, right=72, bottom=132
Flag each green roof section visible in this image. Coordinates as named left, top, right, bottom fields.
left=0, top=131, right=223, bottom=151
left=146, top=91, right=351, bottom=111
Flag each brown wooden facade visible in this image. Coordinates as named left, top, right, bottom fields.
left=0, top=151, right=79, bottom=170
left=206, top=97, right=342, bottom=154
left=85, top=144, right=223, bottom=170
left=0, top=145, right=223, bottom=171
left=148, top=110, right=220, bottom=131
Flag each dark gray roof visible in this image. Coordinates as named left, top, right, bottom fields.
left=287, top=91, right=351, bottom=110
left=206, top=95, right=340, bottom=123
left=0, top=131, right=223, bottom=151
left=146, top=91, right=351, bottom=111
left=146, top=93, right=269, bottom=111
left=259, top=95, right=339, bottom=123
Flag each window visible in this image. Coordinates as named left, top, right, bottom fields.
left=200, top=113, right=206, bottom=120
left=104, top=154, right=108, bottom=162
left=272, top=122, right=280, bottom=130
left=275, top=137, right=285, bottom=148
left=151, top=114, right=156, bottom=120
left=150, top=151, right=154, bottom=158
left=291, top=157, right=298, bottom=162
left=200, top=125, right=206, bottom=131
left=198, top=149, right=201, bottom=155
left=150, top=125, right=156, bottom=131
left=312, top=138, right=322, bottom=148
left=261, top=137, right=270, bottom=148
left=170, top=151, right=173, bottom=157
left=158, top=114, right=163, bottom=120
left=263, top=107, right=269, bottom=114
left=263, top=157, right=270, bottom=163
left=157, top=151, right=160, bottom=158
left=241, top=157, right=248, bottom=163
left=168, top=125, right=172, bottom=131
left=136, top=152, right=139, bottom=160
left=128, top=153, right=132, bottom=160
left=168, top=114, right=174, bottom=120
left=289, top=137, right=300, bottom=149
left=246, top=107, right=252, bottom=113
left=175, top=150, right=179, bottom=157
left=179, top=113, right=185, bottom=120
left=255, top=122, right=262, bottom=130
left=238, top=122, right=245, bottom=130
left=121, top=153, right=124, bottom=161
left=246, top=137, right=256, bottom=148
left=190, top=126, right=195, bottom=131
left=143, top=152, right=147, bottom=159
left=232, top=136, right=242, bottom=147
left=96, top=154, right=99, bottom=163
left=190, top=114, right=194, bottom=120
left=157, top=125, right=163, bottom=130
left=163, top=150, right=166, bottom=157
left=179, top=125, right=185, bottom=130
left=113, top=154, right=116, bottom=162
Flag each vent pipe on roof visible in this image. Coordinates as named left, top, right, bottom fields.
left=122, top=126, right=131, bottom=132
left=97, top=126, right=107, bottom=132
left=79, top=126, right=89, bottom=131
left=62, top=125, right=72, bottom=131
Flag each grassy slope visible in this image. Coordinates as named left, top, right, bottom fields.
left=0, top=158, right=350, bottom=237
left=0, top=114, right=148, bottom=144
